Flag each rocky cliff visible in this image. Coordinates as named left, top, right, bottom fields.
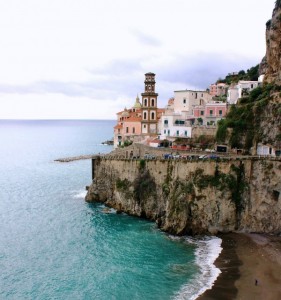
left=263, top=1, right=281, bottom=84
left=86, top=157, right=281, bottom=235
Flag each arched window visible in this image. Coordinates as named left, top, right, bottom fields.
left=143, top=112, right=147, bottom=120
left=151, top=112, right=155, bottom=120
left=151, top=99, right=155, bottom=106
left=144, top=99, right=148, bottom=106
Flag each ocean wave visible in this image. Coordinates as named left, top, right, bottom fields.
left=73, top=190, right=87, bottom=199
left=173, top=236, right=222, bottom=300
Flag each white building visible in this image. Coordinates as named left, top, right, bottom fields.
left=257, top=143, right=276, bottom=156
left=173, top=90, right=212, bottom=115
left=227, top=80, right=259, bottom=104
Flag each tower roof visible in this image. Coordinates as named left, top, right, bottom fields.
left=133, top=94, right=142, bottom=108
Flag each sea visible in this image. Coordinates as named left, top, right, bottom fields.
left=0, top=120, right=222, bottom=300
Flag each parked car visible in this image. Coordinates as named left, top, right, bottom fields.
left=199, top=155, right=207, bottom=159
left=172, top=154, right=181, bottom=159
left=207, top=154, right=220, bottom=160
left=205, top=149, right=216, bottom=153
left=163, top=153, right=173, bottom=159
left=188, top=155, right=199, bottom=161
left=144, top=153, right=156, bottom=159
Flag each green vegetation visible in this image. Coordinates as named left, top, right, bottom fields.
left=215, top=84, right=281, bottom=150
left=192, top=164, right=246, bottom=216
left=116, top=178, right=131, bottom=191
left=133, top=170, right=157, bottom=203
left=276, top=0, right=281, bottom=9
left=217, top=64, right=259, bottom=85
left=139, top=159, right=146, bottom=169
left=123, top=140, right=133, bottom=147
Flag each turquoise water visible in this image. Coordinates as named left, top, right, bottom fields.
left=0, top=120, right=221, bottom=299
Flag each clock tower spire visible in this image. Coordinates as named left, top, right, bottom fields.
left=141, top=72, right=158, bottom=135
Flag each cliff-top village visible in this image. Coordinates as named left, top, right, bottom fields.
left=113, top=71, right=275, bottom=156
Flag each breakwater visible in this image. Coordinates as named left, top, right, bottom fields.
left=86, top=155, right=281, bottom=235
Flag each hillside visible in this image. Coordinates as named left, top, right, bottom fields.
left=216, top=1, right=281, bottom=153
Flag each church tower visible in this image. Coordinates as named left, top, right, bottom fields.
left=141, top=72, right=158, bottom=135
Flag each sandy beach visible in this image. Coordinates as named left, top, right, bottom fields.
left=198, top=232, right=281, bottom=300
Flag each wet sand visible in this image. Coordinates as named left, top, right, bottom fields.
left=198, top=232, right=281, bottom=300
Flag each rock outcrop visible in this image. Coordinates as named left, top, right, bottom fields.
left=263, top=1, right=281, bottom=84
left=86, top=157, right=281, bottom=235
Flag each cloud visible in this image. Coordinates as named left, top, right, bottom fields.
left=0, top=51, right=261, bottom=110
left=154, top=52, right=261, bottom=90
left=130, top=29, right=162, bottom=47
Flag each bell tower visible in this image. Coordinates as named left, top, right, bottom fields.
left=141, top=72, right=158, bottom=135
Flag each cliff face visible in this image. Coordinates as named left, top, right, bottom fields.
left=263, top=2, right=281, bottom=85
left=86, top=158, right=281, bottom=235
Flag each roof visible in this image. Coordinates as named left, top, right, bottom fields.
left=150, top=139, right=162, bottom=144
left=124, top=117, right=141, bottom=122
left=114, top=124, right=123, bottom=129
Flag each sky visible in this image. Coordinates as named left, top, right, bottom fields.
left=0, top=0, right=275, bottom=120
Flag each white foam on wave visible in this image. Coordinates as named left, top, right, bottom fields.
left=73, top=190, right=87, bottom=199
left=173, top=236, right=222, bottom=300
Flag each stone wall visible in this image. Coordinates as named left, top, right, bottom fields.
left=86, top=157, right=281, bottom=235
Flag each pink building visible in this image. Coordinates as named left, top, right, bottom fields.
left=209, top=83, right=228, bottom=97
left=193, top=101, right=227, bottom=125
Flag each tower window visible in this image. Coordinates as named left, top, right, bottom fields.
left=151, top=112, right=155, bottom=120
left=126, top=127, right=129, bottom=133
left=151, top=99, right=155, bottom=106
left=183, top=98, right=186, bottom=104
left=144, top=99, right=148, bottom=106
left=143, top=112, right=147, bottom=120
left=133, top=127, right=135, bottom=133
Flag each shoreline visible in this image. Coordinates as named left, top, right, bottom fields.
left=197, top=232, right=281, bottom=300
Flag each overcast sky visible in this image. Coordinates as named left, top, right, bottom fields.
left=0, top=0, right=275, bottom=119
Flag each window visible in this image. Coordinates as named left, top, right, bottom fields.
left=144, top=99, right=148, bottom=106
left=132, top=127, right=135, bottom=134
left=183, top=98, right=186, bottom=104
left=210, top=110, right=213, bottom=116
left=195, top=93, right=198, bottom=99
left=200, top=111, right=204, bottom=116
left=219, top=110, right=222, bottom=116
left=151, top=112, right=155, bottom=120
left=151, top=99, right=155, bottom=106
left=185, top=131, right=187, bottom=136
left=251, top=84, right=253, bottom=88
left=144, top=125, right=146, bottom=128
left=143, top=112, right=147, bottom=119
left=164, top=129, right=166, bottom=134
left=176, top=130, right=179, bottom=136
left=126, top=127, right=129, bottom=133
left=168, top=130, right=170, bottom=136
left=164, top=120, right=168, bottom=124
left=118, top=129, right=120, bottom=133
